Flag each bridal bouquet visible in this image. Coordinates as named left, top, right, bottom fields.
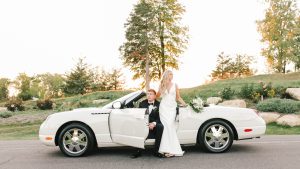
left=189, top=96, right=204, bottom=113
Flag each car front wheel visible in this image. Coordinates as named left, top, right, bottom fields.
left=58, top=123, right=95, bottom=157
left=198, top=120, right=234, bottom=153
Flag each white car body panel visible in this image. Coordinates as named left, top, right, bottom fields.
left=109, top=108, right=149, bottom=148
left=39, top=91, right=266, bottom=149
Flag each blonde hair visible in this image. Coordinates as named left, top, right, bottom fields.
left=159, top=70, right=173, bottom=94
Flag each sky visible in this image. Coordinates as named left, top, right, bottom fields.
left=0, top=0, right=298, bottom=89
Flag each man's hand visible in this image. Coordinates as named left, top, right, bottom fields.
left=148, top=123, right=156, bottom=130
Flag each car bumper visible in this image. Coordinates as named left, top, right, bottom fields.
left=39, top=121, right=56, bottom=146
left=236, top=116, right=266, bottom=139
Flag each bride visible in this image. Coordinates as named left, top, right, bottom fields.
left=156, top=70, right=187, bottom=157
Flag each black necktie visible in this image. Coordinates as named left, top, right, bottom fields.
left=149, top=103, right=154, bottom=105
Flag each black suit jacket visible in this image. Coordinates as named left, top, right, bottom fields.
left=139, top=99, right=161, bottom=124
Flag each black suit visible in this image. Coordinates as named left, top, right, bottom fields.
left=138, top=99, right=164, bottom=152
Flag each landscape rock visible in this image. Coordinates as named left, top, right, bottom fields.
left=259, top=112, right=281, bottom=124
left=286, top=88, right=300, bottom=100
left=206, top=97, right=222, bottom=105
left=0, top=107, right=7, bottom=112
left=218, top=99, right=247, bottom=108
left=276, top=114, right=300, bottom=127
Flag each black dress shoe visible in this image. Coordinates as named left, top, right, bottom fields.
left=153, top=152, right=164, bottom=158
left=131, top=151, right=142, bottom=158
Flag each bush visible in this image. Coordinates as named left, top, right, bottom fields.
left=274, top=86, right=290, bottom=98
left=5, top=98, right=25, bottom=112
left=37, top=99, right=53, bottom=110
left=250, top=91, right=261, bottom=103
left=239, top=84, right=255, bottom=99
left=219, top=87, right=235, bottom=100
left=0, top=111, right=13, bottom=118
left=18, top=92, right=32, bottom=101
left=256, top=98, right=300, bottom=114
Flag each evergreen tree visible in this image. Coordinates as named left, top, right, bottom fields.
left=64, top=58, right=92, bottom=95
left=211, top=52, right=232, bottom=80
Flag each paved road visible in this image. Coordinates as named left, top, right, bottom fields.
left=0, top=135, right=300, bottom=169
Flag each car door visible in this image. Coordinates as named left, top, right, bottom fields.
left=109, top=108, right=149, bottom=148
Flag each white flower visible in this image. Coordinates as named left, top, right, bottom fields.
left=189, top=97, right=204, bottom=113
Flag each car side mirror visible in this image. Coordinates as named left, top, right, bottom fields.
left=112, top=101, right=122, bottom=109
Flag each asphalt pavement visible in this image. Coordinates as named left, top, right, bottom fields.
left=0, top=135, right=300, bottom=169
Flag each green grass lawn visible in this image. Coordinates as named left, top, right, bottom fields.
left=181, top=72, right=300, bottom=100
left=0, top=122, right=41, bottom=140
left=266, top=122, right=300, bottom=135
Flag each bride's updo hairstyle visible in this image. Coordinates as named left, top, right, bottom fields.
left=159, top=70, right=173, bottom=94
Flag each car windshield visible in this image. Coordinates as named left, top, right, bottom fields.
left=102, top=91, right=143, bottom=109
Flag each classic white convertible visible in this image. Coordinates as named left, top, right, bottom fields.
left=39, top=91, right=266, bottom=157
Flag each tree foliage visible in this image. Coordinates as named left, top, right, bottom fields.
left=211, top=52, right=254, bottom=81
left=120, top=0, right=188, bottom=88
left=211, top=52, right=232, bottom=80
left=15, top=73, right=33, bottom=101
left=64, top=58, right=93, bottom=95
left=36, top=73, right=66, bottom=98
left=291, top=16, right=300, bottom=71
left=257, top=0, right=299, bottom=73
left=91, top=68, right=125, bottom=91
left=0, top=78, right=10, bottom=101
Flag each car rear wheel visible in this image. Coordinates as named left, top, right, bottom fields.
left=58, top=123, right=95, bottom=157
left=198, top=120, right=234, bottom=153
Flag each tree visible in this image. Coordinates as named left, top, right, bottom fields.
left=292, top=16, right=300, bottom=71
left=230, top=54, right=254, bottom=77
left=90, top=68, right=125, bottom=91
left=64, top=58, right=92, bottom=95
left=15, top=73, right=33, bottom=101
left=211, top=52, right=232, bottom=80
left=0, top=78, right=10, bottom=101
left=120, top=0, right=188, bottom=89
left=257, top=0, right=299, bottom=73
left=107, top=68, right=125, bottom=90
left=36, top=73, right=66, bottom=98
left=155, top=0, right=189, bottom=74
left=120, top=0, right=156, bottom=90
left=211, top=53, right=255, bottom=81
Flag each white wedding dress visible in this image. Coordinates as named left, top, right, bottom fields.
left=158, top=83, right=184, bottom=156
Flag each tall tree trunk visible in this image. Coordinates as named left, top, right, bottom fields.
left=145, top=50, right=150, bottom=91
left=159, top=18, right=165, bottom=73
left=145, top=19, right=150, bottom=91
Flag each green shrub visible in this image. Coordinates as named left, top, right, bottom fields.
left=5, top=98, right=25, bottom=112
left=219, top=87, right=235, bottom=100
left=18, top=92, right=32, bottom=101
left=0, top=111, right=13, bottom=118
left=37, top=99, right=53, bottom=110
left=274, top=86, right=290, bottom=98
left=257, top=98, right=300, bottom=114
left=239, top=84, right=255, bottom=99
left=250, top=91, right=261, bottom=103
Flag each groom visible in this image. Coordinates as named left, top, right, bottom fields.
left=131, top=89, right=164, bottom=158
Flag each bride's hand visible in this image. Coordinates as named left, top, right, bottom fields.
left=179, top=103, right=188, bottom=107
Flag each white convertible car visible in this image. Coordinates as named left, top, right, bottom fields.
left=39, top=91, right=266, bottom=157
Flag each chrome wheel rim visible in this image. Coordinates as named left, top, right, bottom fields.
left=63, top=128, right=88, bottom=155
left=204, top=124, right=230, bottom=150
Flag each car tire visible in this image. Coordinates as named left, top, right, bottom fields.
left=198, top=120, right=234, bottom=153
left=58, top=123, right=95, bottom=157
